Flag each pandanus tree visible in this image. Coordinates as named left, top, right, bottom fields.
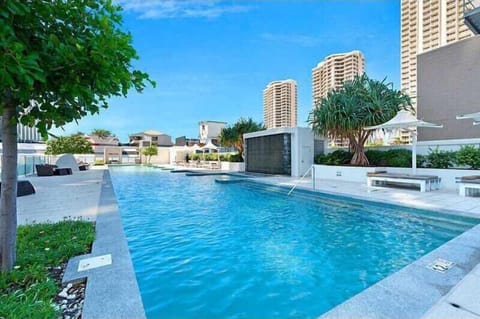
left=309, top=74, right=411, bottom=166
left=0, top=0, right=154, bottom=271
left=219, top=118, right=264, bottom=158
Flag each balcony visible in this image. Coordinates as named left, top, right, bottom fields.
left=464, top=0, right=480, bottom=34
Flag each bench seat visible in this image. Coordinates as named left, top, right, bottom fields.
left=367, top=173, right=441, bottom=192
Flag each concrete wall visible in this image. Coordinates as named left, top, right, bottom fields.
left=291, top=128, right=314, bottom=177
left=417, top=35, right=480, bottom=141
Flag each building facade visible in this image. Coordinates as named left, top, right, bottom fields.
left=312, top=50, right=365, bottom=106
left=401, top=0, right=473, bottom=108
left=199, top=121, right=227, bottom=145
left=0, top=120, right=42, bottom=143
left=129, top=130, right=173, bottom=147
left=417, top=35, right=480, bottom=142
left=263, top=80, right=297, bottom=129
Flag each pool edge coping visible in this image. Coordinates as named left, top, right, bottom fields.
left=63, top=169, right=146, bottom=319
left=245, top=177, right=480, bottom=319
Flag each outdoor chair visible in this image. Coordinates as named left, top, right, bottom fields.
left=0, top=180, right=35, bottom=197
left=36, top=164, right=58, bottom=176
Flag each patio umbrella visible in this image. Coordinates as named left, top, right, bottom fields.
left=457, top=112, right=480, bottom=126
left=365, top=110, right=442, bottom=173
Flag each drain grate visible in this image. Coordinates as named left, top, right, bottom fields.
left=78, top=254, right=112, bottom=272
left=427, top=258, right=455, bottom=273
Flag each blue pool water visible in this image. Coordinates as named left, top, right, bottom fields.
left=110, top=166, right=478, bottom=319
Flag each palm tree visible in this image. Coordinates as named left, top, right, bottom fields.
left=219, top=118, right=264, bottom=158
left=309, top=74, right=412, bottom=166
left=91, top=129, right=113, bottom=139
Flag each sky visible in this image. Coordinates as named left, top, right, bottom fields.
left=52, top=0, right=401, bottom=143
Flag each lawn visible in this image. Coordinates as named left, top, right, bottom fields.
left=0, top=220, right=95, bottom=319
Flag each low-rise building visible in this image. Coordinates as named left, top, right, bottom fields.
left=129, top=130, right=173, bottom=147
left=175, top=136, right=200, bottom=147
left=199, top=121, right=227, bottom=145
left=85, top=134, right=120, bottom=156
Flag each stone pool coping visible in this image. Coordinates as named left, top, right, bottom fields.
left=63, top=170, right=146, bottom=319
left=247, top=178, right=480, bottom=319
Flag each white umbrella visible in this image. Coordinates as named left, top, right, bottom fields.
left=365, top=110, right=442, bottom=173
left=457, top=112, right=480, bottom=126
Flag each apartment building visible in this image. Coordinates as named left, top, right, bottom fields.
left=400, top=0, right=474, bottom=144
left=312, top=50, right=365, bottom=107
left=263, top=80, right=297, bottom=129
left=129, top=130, right=173, bottom=147
left=401, top=0, right=472, bottom=107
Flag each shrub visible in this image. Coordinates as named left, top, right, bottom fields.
left=365, top=149, right=411, bottom=167
left=94, top=160, right=104, bottom=166
left=425, top=147, right=455, bottom=169
left=456, top=145, right=480, bottom=169
left=314, top=149, right=352, bottom=165
left=219, top=153, right=243, bottom=162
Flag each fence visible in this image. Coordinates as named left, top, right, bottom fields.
left=0, top=155, right=53, bottom=177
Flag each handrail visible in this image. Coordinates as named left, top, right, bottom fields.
left=287, top=165, right=314, bottom=196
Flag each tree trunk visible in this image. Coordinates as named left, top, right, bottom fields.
left=350, top=141, right=369, bottom=166
left=0, top=104, right=18, bottom=271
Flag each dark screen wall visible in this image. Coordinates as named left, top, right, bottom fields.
left=417, top=36, right=480, bottom=141
left=245, top=134, right=291, bottom=175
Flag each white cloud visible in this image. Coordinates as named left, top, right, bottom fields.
left=116, top=0, right=252, bottom=19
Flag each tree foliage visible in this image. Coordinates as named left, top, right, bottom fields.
left=45, top=135, right=94, bottom=155
left=219, top=118, right=264, bottom=157
left=142, top=145, right=158, bottom=164
left=91, top=129, right=113, bottom=139
left=0, top=0, right=154, bottom=271
left=309, top=74, right=411, bottom=166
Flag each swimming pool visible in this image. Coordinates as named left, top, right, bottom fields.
left=110, top=166, right=478, bottom=319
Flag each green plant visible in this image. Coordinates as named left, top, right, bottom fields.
left=219, top=118, right=264, bottom=158
left=142, top=146, right=158, bottom=164
left=425, top=147, right=455, bottom=169
left=0, top=221, right=95, bottom=319
left=91, top=129, right=113, bottom=139
left=219, top=153, right=243, bottom=162
left=94, top=160, right=105, bottom=166
left=309, top=74, right=412, bottom=166
left=314, top=150, right=353, bottom=165
left=365, top=149, right=412, bottom=167
left=456, top=145, right=480, bottom=169
left=45, top=135, right=94, bottom=155
left=0, top=0, right=153, bottom=271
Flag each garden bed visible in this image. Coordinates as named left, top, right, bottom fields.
left=0, top=220, right=95, bottom=319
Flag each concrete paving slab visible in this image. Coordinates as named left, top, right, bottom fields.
left=17, top=168, right=104, bottom=224
left=422, top=301, right=479, bottom=319
left=447, top=273, right=480, bottom=315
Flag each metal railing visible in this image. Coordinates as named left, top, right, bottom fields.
left=287, top=165, right=315, bottom=196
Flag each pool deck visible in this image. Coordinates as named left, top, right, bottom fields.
left=17, top=166, right=105, bottom=224
left=251, top=174, right=480, bottom=319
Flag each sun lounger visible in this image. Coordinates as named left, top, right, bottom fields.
left=456, top=176, right=480, bottom=197
left=36, top=164, right=73, bottom=176
left=367, top=172, right=441, bottom=192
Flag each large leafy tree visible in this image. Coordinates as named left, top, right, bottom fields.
left=219, top=118, right=264, bottom=158
left=45, top=135, right=94, bottom=155
left=309, top=74, right=411, bottom=166
left=0, top=0, right=154, bottom=271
